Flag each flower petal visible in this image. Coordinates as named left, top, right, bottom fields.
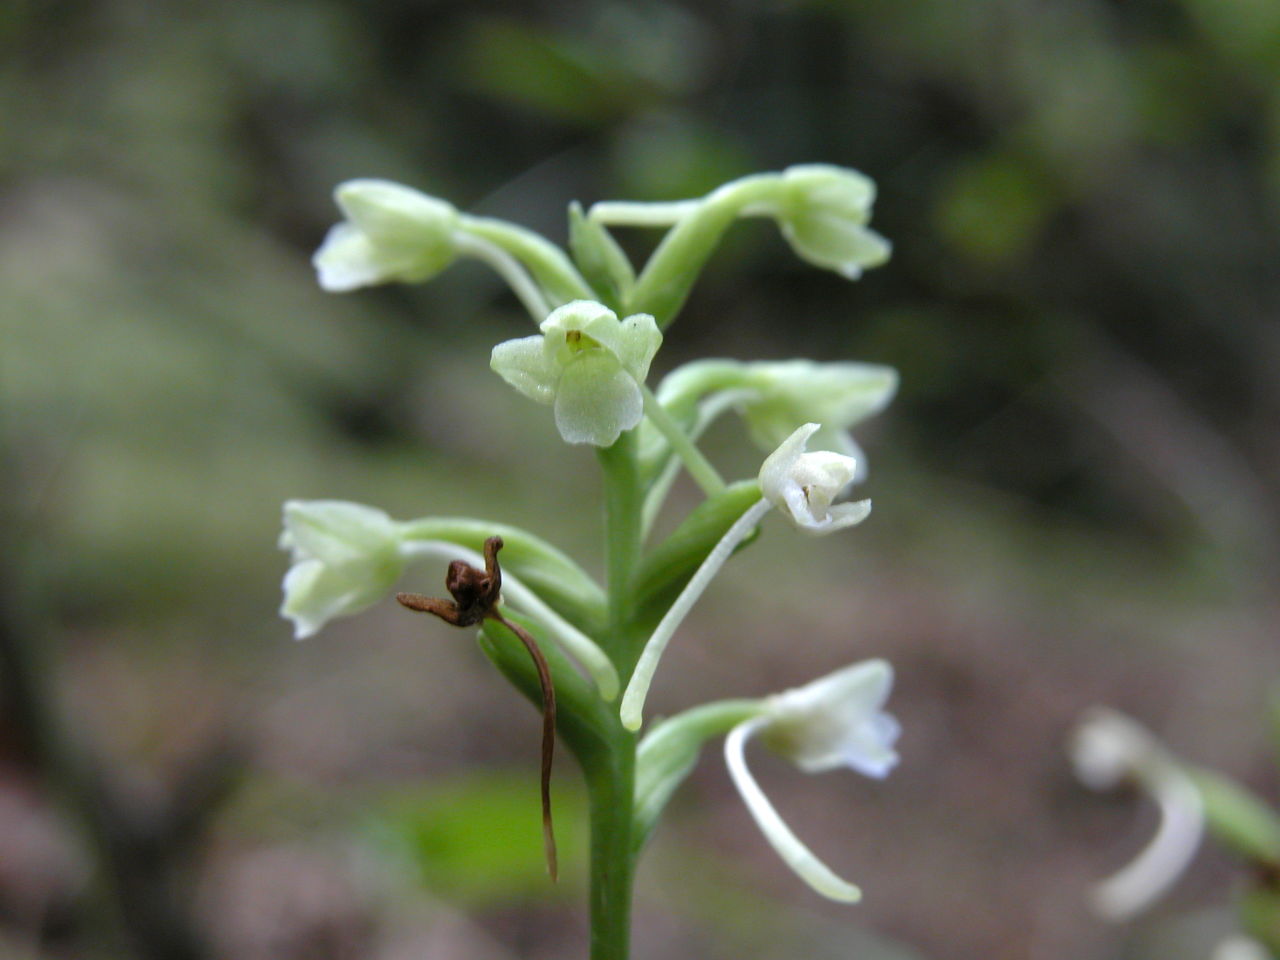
left=610, top=312, right=663, bottom=382
left=553, top=352, right=643, bottom=446
left=725, top=719, right=863, bottom=902
left=313, top=224, right=387, bottom=292
left=282, top=500, right=400, bottom=564
left=280, top=558, right=385, bottom=640
left=491, top=335, right=561, bottom=404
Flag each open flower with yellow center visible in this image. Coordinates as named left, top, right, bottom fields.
left=490, top=300, right=662, bottom=447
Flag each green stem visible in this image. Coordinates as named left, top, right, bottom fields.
left=597, top=432, right=644, bottom=664
left=590, top=428, right=649, bottom=960
left=588, top=200, right=701, bottom=226
left=624, top=174, right=784, bottom=328
left=587, top=732, right=637, bottom=960
left=454, top=233, right=552, bottom=321
left=461, top=215, right=595, bottom=308
left=641, top=389, right=750, bottom=537
left=640, top=385, right=725, bottom=498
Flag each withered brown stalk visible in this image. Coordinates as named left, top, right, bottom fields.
left=396, top=536, right=558, bottom=881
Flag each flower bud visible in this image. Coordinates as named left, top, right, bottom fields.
left=737, top=360, right=896, bottom=469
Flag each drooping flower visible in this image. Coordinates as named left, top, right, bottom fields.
left=772, top=164, right=892, bottom=280
left=279, top=500, right=406, bottom=638
left=758, top=422, right=870, bottom=534
left=490, top=299, right=662, bottom=446
left=313, top=179, right=460, bottom=292
left=725, top=659, right=900, bottom=901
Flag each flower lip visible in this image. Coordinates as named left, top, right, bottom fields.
left=758, top=423, right=870, bottom=535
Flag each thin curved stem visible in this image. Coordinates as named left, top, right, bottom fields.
left=587, top=200, right=701, bottom=227
left=492, top=612, right=559, bottom=882
left=1090, top=764, right=1205, bottom=920
left=642, top=388, right=753, bottom=537
left=620, top=497, right=773, bottom=730
left=460, top=215, right=595, bottom=306
left=454, top=233, right=553, bottom=321
left=640, top=385, right=725, bottom=498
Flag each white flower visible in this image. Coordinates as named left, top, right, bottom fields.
left=1069, top=708, right=1205, bottom=921
left=490, top=300, right=662, bottom=446
left=313, top=179, right=460, bottom=292
left=735, top=360, right=897, bottom=474
left=774, top=164, right=892, bottom=280
left=725, top=659, right=900, bottom=901
left=758, top=422, right=870, bottom=534
left=278, top=500, right=406, bottom=638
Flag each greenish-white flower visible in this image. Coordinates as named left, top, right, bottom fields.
left=726, top=659, right=900, bottom=902
left=736, top=360, right=896, bottom=470
left=759, top=422, right=870, bottom=535
left=279, top=500, right=406, bottom=638
left=314, top=179, right=460, bottom=291
left=490, top=300, right=662, bottom=447
left=773, top=164, right=891, bottom=280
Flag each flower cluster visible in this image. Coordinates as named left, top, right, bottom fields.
left=281, top=166, right=904, bottom=924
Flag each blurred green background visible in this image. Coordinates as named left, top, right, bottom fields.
left=2, top=0, right=1279, bottom=958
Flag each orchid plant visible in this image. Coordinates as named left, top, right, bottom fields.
left=280, top=166, right=901, bottom=959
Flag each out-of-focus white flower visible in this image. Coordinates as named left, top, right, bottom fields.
left=313, top=179, right=459, bottom=292
left=490, top=300, right=662, bottom=446
left=1212, top=936, right=1272, bottom=960
left=1070, top=707, right=1205, bottom=921
left=725, top=659, right=900, bottom=901
left=759, top=422, right=870, bottom=535
left=279, top=500, right=406, bottom=638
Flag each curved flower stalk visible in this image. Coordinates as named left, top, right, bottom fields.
left=634, top=660, right=899, bottom=902
left=278, top=500, right=618, bottom=699
left=491, top=300, right=662, bottom=446
left=1070, top=707, right=1206, bottom=921
left=621, top=423, right=870, bottom=730
left=588, top=164, right=890, bottom=324
left=726, top=659, right=900, bottom=901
